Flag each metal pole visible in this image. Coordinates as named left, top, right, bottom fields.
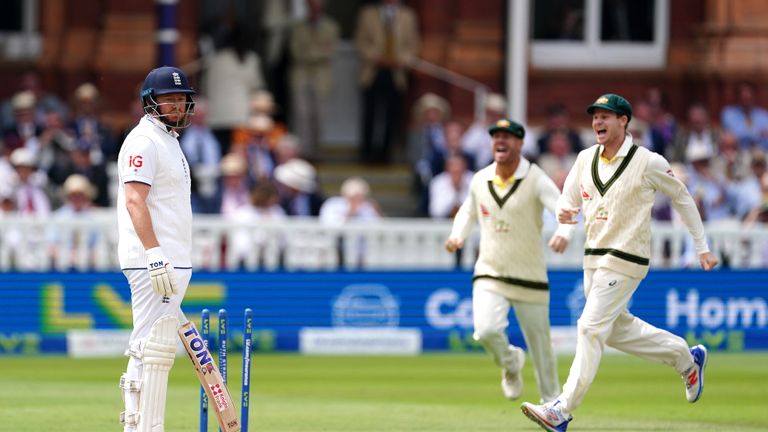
left=156, top=0, right=179, bottom=66
left=507, top=0, right=530, bottom=123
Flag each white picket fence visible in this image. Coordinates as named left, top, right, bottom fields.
left=1, top=212, right=767, bottom=271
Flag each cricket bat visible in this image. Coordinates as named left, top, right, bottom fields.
left=179, top=321, right=241, bottom=432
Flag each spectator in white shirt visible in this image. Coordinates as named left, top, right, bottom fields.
left=429, top=154, right=473, bottom=218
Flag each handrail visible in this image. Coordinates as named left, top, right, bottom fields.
left=409, top=57, right=490, bottom=123
left=1, top=214, right=767, bottom=271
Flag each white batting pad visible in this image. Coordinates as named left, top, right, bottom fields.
left=137, top=315, right=178, bottom=432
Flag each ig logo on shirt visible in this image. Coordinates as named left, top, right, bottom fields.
left=129, top=155, right=143, bottom=168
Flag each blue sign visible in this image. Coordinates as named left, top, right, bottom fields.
left=0, top=270, right=765, bottom=354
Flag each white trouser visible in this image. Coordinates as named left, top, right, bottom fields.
left=559, top=268, right=694, bottom=415
left=472, top=285, right=560, bottom=402
left=122, top=268, right=191, bottom=432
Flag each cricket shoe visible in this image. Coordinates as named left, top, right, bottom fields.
left=683, top=344, right=708, bottom=403
left=521, top=399, right=572, bottom=432
left=501, top=346, right=526, bottom=400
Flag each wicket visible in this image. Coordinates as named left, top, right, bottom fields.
left=199, top=308, right=253, bottom=432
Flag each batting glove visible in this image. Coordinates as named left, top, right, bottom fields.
left=146, top=247, right=178, bottom=297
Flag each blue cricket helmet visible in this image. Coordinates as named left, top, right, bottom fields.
left=140, top=66, right=195, bottom=99
left=140, top=66, right=196, bottom=128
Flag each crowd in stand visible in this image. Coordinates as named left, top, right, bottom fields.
left=1, top=0, right=767, bottom=254
left=411, top=84, right=768, bottom=236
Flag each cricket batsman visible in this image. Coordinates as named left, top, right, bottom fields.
left=116, top=66, right=238, bottom=432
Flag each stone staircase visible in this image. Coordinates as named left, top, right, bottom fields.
left=314, top=145, right=421, bottom=218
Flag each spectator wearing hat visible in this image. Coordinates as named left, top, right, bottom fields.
left=461, top=93, right=508, bottom=167
left=48, top=174, right=101, bottom=269
left=355, top=0, right=420, bottom=164
left=10, top=147, right=50, bottom=217
left=273, top=158, right=324, bottom=216
left=238, top=114, right=278, bottom=184
left=289, top=0, right=340, bottom=160
left=179, top=97, right=222, bottom=214
left=218, top=152, right=252, bottom=217
left=2, top=90, right=42, bottom=156
left=408, top=92, right=451, bottom=213
left=319, top=176, right=382, bottom=224
left=721, top=81, right=768, bottom=150
left=319, top=176, right=382, bottom=267
left=69, top=82, right=116, bottom=163
left=446, top=117, right=572, bottom=405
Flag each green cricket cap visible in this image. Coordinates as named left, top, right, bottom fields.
left=586, top=93, right=632, bottom=120
left=488, top=118, right=525, bottom=138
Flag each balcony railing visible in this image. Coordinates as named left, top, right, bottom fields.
left=1, top=212, right=766, bottom=271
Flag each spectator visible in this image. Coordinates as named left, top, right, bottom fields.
left=721, top=81, right=768, bottom=149
left=461, top=93, right=507, bottom=167
left=203, top=25, right=265, bottom=155
left=730, top=150, right=767, bottom=221
left=645, top=87, right=677, bottom=156
left=668, top=102, right=719, bottom=163
left=10, top=147, right=50, bottom=217
left=274, top=158, right=324, bottom=216
left=712, top=131, right=751, bottom=183
left=289, top=0, right=340, bottom=160
left=262, top=0, right=295, bottom=124
left=443, top=121, right=475, bottom=171
left=409, top=93, right=450, bottom=212
left=685, top=144, right=731, bottom=222
left=228, top=181, right=287, bottom=269
left=218, top=152, right=251, bottom=217
left=535, top=103, right=584, bottom=157
left=537, top=130, right=578, bottom=180
left=428, top=154, right=473, bottom=219
left=48, top=174, right=101, bottom=270
left=37, top=109, right=76, bottom=187
left=69, top=83, right=116, bottom=163
left=319, top=177, right=382, bottom=267
left=179, top=97, right=222, bottom=214
left=273, top=133, right=302, bottom=166
left=237, top=114, right=277, bottom=184
left=48, top=139, right=110, bottom=207
left=355, top=0, right=420, bottom=164
left=319, top=177, right=382, bottom=224
left=3, top=90, right=42, bottom=155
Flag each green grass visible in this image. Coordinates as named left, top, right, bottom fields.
left=2, top=353, right=767, bottom=431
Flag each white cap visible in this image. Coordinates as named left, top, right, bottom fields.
left=12, top=90, right=36, bottom=111
left=10, top=147, right=36, bottom=167
left=62, top=174, right=95, bottom=198
left=685, top=143, right=714, bottom=162
left=220, top=153, right=247, bottom=176
left=340, top=177, right=370, bottom=198
left=274, top=159, right=317, bottom=193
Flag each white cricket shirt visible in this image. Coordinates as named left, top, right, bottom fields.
left=117, top=115, right=193, bottom=269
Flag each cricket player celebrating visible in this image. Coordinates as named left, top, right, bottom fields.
left=445, top=119, right=572, bottom=404
left=521, top=94, right=718, bottom=432
left=116, top=66, right=197, bottom=432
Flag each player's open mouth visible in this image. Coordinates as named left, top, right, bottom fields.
left=596, top=129, right=607, bottom=139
